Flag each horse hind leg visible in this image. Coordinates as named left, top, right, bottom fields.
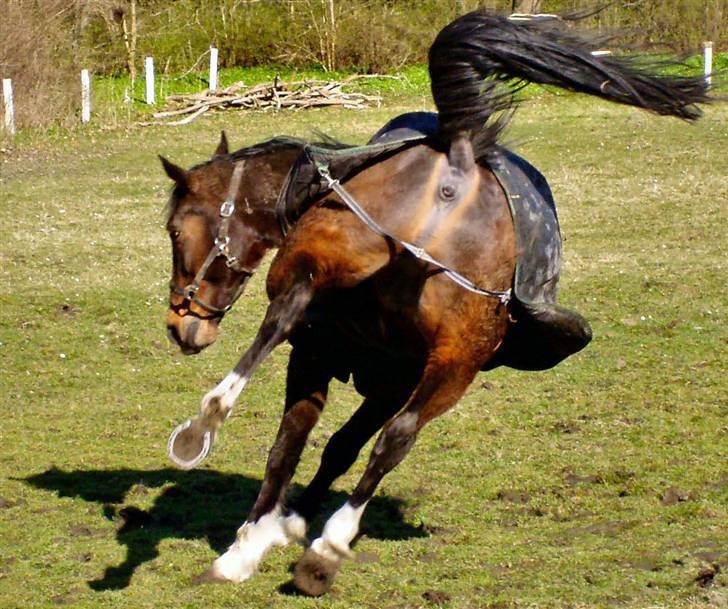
left=201, top=344, right=332, bottom=583
left=293, top=349, right=481, bottom=596
left=204, top=346, right=416, bottom=584
left=168, top=280, right=314, bottom=469
left=292, top=362, right=419, bottom=520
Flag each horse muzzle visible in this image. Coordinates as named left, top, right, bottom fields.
left=166, top=311, right=220, bottom=354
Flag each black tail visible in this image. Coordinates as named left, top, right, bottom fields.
left=429, top=11, right=712, bottom=147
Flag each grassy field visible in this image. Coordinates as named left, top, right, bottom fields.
left=0, top=84, right=726, bottom=609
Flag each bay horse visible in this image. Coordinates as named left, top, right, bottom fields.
left=161, top=11, right=711, bottom=595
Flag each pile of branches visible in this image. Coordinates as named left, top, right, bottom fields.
left=145, top=75, right=385, bottom=126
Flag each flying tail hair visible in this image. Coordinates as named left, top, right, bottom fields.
left=428, top=11, right=713, bottom=152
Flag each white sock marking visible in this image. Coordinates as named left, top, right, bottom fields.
left=201, top=371, right=249, bottom=415
left=211, top=508, right=307, bottom=582
left=310, top=501, right=368, bottom=562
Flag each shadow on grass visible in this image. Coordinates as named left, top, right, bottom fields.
left=23, top=467, right=427, bottom=591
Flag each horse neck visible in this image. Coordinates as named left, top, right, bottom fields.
left=237, top=147, right=302, bottom=248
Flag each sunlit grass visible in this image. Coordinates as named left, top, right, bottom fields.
left=0, top=90, right=726, bottom=609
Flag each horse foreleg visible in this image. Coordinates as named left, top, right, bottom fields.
left=168, top=281, right=314, bottom=469
left=293, top=350, right=480, bottom=596
left=201, top=344, right=332, bottom=583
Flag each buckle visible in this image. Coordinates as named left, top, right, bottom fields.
left=220, top=200, right=235, bottom=218
left=215, top=236, right=230, bottom=254
left=183, top=284, right=199, bottom=300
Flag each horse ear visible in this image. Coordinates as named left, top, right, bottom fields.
left=214, top=131, right=229, bottom=157
left=159, top=155, right=189, bottom=187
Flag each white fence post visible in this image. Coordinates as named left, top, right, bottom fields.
left=81, top=69, right=91, bottom=123
left=209, top=47, right=219, bottom=92
left=145, top=56, right=155, bottom=104
left=2, top=78, right=15, bottom=135
left=704, top=41, right=713, bottom=87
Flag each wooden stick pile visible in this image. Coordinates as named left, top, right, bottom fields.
left=145, top=76, right=385, bottom=126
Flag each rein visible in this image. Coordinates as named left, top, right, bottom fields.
left=171, top=161, right=255, bottom=317
left=311, top=154, right=512, bottom=305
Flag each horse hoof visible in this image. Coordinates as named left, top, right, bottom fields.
left=293, top=548, right=338, bottom=597
left=167, top=418, right=213, bottom=469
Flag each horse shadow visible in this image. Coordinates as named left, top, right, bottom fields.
left=23, top=467, right=427, bottom=591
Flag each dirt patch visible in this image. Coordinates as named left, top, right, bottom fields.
left=419, top=552, right=441, bottom=563
left=0, top=496, right=20, bottom=509
left=422, top=590, right=450, bottom=605
left=707, top=475, right=728, bottom=491
left=355, top=551, right=380, bottom=564
left=695, top=563, right=721, bottom=588
left=661, top=486, right=693, bottom=506
left=496, top=490, right=531, bottom=504
left=51, top=592, right=79, bottom=606
left=564, top=520, right=638, bottom=538
left=0, top=556, right=17, bottom=577
left=627, top=557, right=664, bottom=572
left=553, top=420, right=580, bottom=434
left=68, top=524, right=106, bottom=538
left=694, top=550, right=728, bottom=564
left=564, top=472, right=600, bottom=487
left=56, top=303, right=80, bottom=318
left=417, top=523, right=455, bottom=537
left=68, top=525, right=94, bottom=537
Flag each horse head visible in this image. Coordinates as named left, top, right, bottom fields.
left=161, top=132, right=295, bottom=354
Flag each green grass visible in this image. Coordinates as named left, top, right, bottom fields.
left=79, top=51, right=728, bottom=126
left=88, top=64, right=433, bottom=126
left=0, top=88, right=726, bottom=609
left=5, top=54, right=724, bottom=136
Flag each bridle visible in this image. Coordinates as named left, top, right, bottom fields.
left=170, top=161, right=255, bottom=317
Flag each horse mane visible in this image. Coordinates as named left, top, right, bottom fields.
left=228, top=136, right=307, bottom=162
left=230, top=134, right=352, bottom=162
left=428, top=10, right=711, bottom=161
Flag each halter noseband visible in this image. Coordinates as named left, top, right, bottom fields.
left=171, top=161, right=255, bottom=317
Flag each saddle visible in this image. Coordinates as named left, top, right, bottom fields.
left=277, top=112, right=591, bottom=371
left=484, top=147, right=592, bottom=371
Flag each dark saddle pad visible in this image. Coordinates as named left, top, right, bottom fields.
left=279, top=112, right=591, bottom=371
left=485, top=146, right=592, bottom=371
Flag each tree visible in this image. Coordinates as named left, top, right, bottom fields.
left=511, top=0, right=542, bottom=14
left=112, top=0, right=138, bottom=85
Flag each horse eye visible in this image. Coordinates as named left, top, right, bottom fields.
left=171, top=230, right=181, bottom=239
left=440, top=184, right=457, bottom=200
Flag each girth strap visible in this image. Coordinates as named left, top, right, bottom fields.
left=314, top=160, right=511, bottom=305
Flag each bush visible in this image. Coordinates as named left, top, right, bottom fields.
left=78, top=1, right=726, bottom=76
left=0, top=1, right=80, bottom=129
left=1, top=0, right=724, bottom=132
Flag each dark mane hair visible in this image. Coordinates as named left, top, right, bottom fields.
left=229, top=134, right=352, bottom=163
left=229, top=136, right=307, bottom=163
